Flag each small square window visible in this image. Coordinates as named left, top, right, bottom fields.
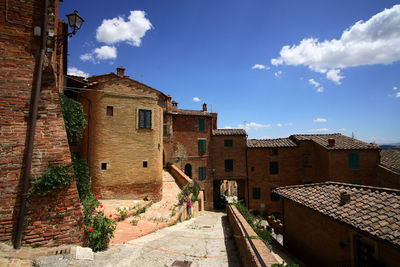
left=251, top=166, right=255, bottom=172
left=224, top=139, right=233, bottom=147
left=101, top=163, right=107, bottom=170
left=106, top=106, right=113, bottom=116
left=270, top=162, right=279, bottom=175
left=143, top=161, right=148, bottom=168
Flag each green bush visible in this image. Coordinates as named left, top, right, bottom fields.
left=191, top=185, right=200, bottom=202
left=59, top=94, right=87, bottom=144
left=116, top=207, right=128, bottom=220
left=29, top=164, right=73, bottom=196
left=71, top=153, right=91, bottom=201
left=82, top=195, right=116, bottom=252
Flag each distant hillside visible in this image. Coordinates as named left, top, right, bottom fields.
left=380, top=144, right=400, bottom=151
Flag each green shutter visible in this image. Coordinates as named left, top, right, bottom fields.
left=139, top=109, right=151, bottom=129
left=252, top=188, right=260, bottom=200
left=198, top=139, right=206, bottom=153
left=349, top=153, right=360, bottom=169
left=224, top=139, right=233, bottom=147
left=198, top=118, right=205, bottom=132
left=199, top=167, right=206, bottom=180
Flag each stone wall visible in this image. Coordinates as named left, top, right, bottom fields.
left=0, top=0, right=84, bottom=246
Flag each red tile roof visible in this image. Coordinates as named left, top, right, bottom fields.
left=290, top=133, right=379, bottom=150
left=380, top=150, right=400, bottom=174
left=170, top=109, right=215, bottom=117
left=212, top=129, right=247, bottom=136
left=247, top=138, right=297, bottom=148
left=274, top=182, right=400, bottom=246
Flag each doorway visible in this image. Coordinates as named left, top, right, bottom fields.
left=184, top=164, right=192, bottom=178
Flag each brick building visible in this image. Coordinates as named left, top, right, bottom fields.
left=246, top=133, right=382, bottom=215
left=274, top=182, right=400, bottom=266
left=76, top=67, right=167, bottom=200
left=377, top=150, right=400, bottom=189
left=163, top=99, right=217, bottom=209
left=0, top=0, right=84, bottom=247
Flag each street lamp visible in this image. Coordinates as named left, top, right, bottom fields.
left=66, top=10, right=84, bottom=37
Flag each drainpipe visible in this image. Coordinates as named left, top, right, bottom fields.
left=14, top=0, right=49, bottom=249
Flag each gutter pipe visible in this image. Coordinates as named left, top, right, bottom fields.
left=14, top=0, right=49, bottom=249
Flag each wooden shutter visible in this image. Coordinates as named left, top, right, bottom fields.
left=145, top=110, right=151, bottom=128
left=349, top=153, right=360, bottom=169
left=198, top=118, right=205, bottom=132
left=139, top=110, right=145, bottom=128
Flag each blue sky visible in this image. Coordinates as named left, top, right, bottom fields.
left=60, top=0, right=400, bottom=144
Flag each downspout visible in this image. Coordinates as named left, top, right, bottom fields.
left=14, top=0, right=49, bottom=249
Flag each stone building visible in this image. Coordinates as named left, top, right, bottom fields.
left=78, top=67, right=167, bottom=200
left=377, top=150, right=400, bottom=189
left=0, top=0, right=84, bottom=247
left=274, top=182, right=400, bottom=266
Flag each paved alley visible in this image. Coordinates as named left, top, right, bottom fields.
left=37, top=211, right=242, bottom=267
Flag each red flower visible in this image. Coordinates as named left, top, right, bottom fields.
left=100, top=204, right=103, bottom=208
left=109, top=214, right=112, bottom=218
left=96, top=195, right=99, bottom=199
left=87, top=206, right=90, bottom=209
left=88, top=227, right=93, bottom=232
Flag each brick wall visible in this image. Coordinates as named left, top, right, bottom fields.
left=283, top=200, right=400, bottom=266
left=247, top=147, right=301, bottom=214
left=376, top=166, right=400, bottom=189
left=0, top=0, right=84, bottom=246
left=80, top=77, right=164, bottom=200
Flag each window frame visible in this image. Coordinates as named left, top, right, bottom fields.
left=138, top=109, right=152, bottom=129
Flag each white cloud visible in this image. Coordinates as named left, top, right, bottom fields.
left=274, top=70, right=282, bottom=78
left=276, top=123, right=283, bottom=127
left=394, top=86, right=398, bottom=90
left=67, top=67, right=89, bottom=78
left=252, top=64, right=270, bottom=70
left=313, top=118, right=327, bottom=123
left=238, top=122, right=271, bottom=131
left=326, top=69, right=344, bottom=84
left=309, top=78, right=320, bottom=88
left=94, top=45, right=117, bottom=60
left=310, top=128, right=330, bottom=132
left=96, top=10, right=153, bottom=47
left=80, top=53, right=93, bottom=61
left=396, top=92, right=400, bottom=98
left=317, top=87, right=324, bottom=93
left=271, top=5, right=400, bottom=84
left=193, top=97, right=201, bottom=102
left=223, top=126, right=232, bottom=129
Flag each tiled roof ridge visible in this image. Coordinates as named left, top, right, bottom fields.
left=249, top=137, right=293, bottom=141
left=274, top=181, right=400, bottom=195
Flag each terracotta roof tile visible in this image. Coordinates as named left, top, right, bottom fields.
left=274, top=182, right=400, bottom=246
left=169, top=109, right=215, bottom=117
left=380, top=150, right=400, bottom=174
left=212, top=129, right=247, bottom=136
left=247, top=138, right=297, bottom=148
left=290, top=133, right=379, bottom=150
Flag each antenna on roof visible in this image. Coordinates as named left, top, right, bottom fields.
left=210, top=104, right=213, bottom=113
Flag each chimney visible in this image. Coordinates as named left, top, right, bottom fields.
left=116, top=66, right=125, bottom=77
left=202, top=103, right=207, bottom=112
left=171, top=101, right=178, bottom=112
left=340, top=191, right=351, bottom=205
left=328, top=138, right=335, bottom=147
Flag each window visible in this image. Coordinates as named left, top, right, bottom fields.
left=252, top=188, right=261, bottom=200
left=106, top=106, right=113, bottom=116
left=198, top=139, right=207, bottom=153
left=199, top=167, right=206, bottom=180
left=225, top=159, right=233, bottom=172
left=251, top=166, right=255, bottom=172
left=270, top=188, right=280, bottom=202
left=101, top=163, right=107, bottom=170
left=349, top=153, right=360, bottom=169
left=224, top=139, right=233, bottom=147
left=270, top=162, right=279, bottom=175
left=143, top=161, right=148, bottom=168
left=198, top=118, right=205, bottom=132
left=139, top=109, right=152, bottom=129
